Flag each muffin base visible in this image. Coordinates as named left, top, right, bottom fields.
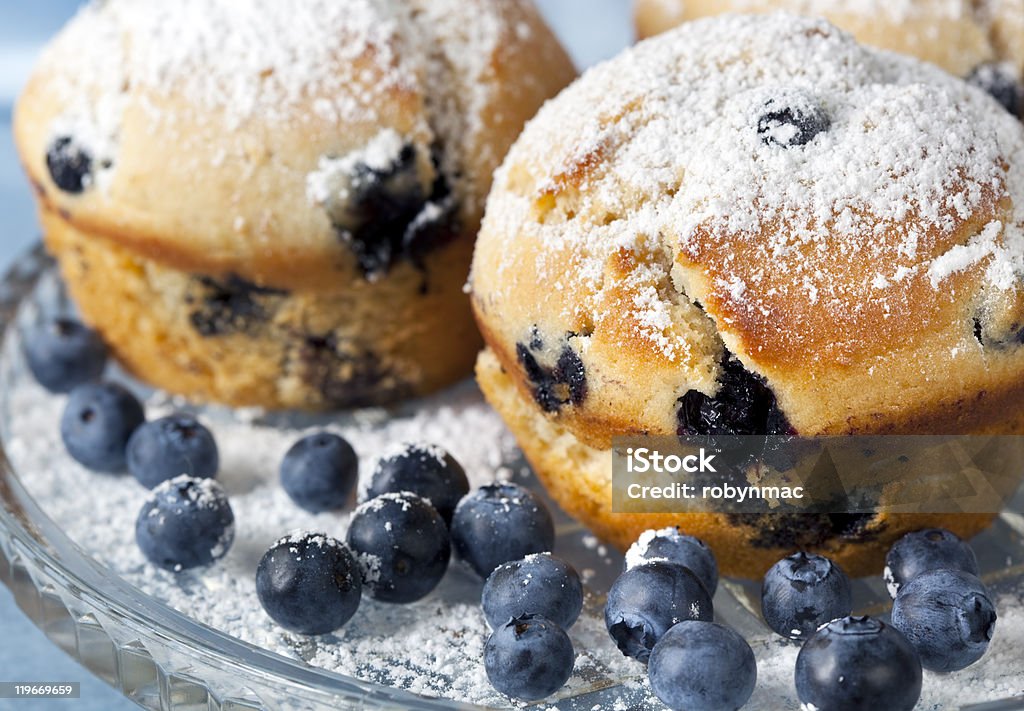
left=44, top=210, right=481, bottom=410
left=475, top=347, right=1001, bottom=578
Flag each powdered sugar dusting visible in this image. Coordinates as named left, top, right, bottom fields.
left=623, top=527, right=679, bottom=570
left=355, top=490, right=419, bottom=515
left=929, top=220, right=1007, bottom=288
left=157, top=473, right=229, bottom=510
left=728, top=0, right=973, bottom=24
left=278, top=530, right=343, bottom=552
left=631, top=282, right=681, bottom=358
left=375, top=439, right=451, bottom=468
left=478, top=13, right=1024, bottom=372
left=41, top=0, right=403, bottom=130
left=306, top=129, right=410, bottom=206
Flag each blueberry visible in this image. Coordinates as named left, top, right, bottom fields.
left=46, top=136, right=92, bottom=193
left=604, top=561, right=713, bottom=662
left=280, top=432, right=358, bottom=512
left=555, top=346, right=587, bottom=405
left=23, top=317, right=108, bottom=393
left=484, top=614, right=574, bottom=701
left=60, top=381, right=145, bottom=473
left=677, top=354, right=792, bottom=435
left=127, top=414, right=219, bottom=489
left=795, top=616, right=922, bottom=711
left=135, top=475, right=235, bottom=571
left=515, top=341, right=588, bottom=413
left=891, top=568, right=997, bottom=672
left=967, top=63, right=1022, bottom=117
left=334, top=143, right=424, bottom=277
left=482, top=553, right=583, bottom=631
left=298, top=335, right=409, bottom=408
left=884, top=527, right=979, bottom=599
left=187, top=274, right=286, bottom=338
left=624, top=527, right=719, bottom=595
left=365, top=443, right=468, bottom=523
left=757, top=94, right=830, bottom=147
left=255, top=532, right=362, bottom=635
left=327, top=141, right=458, bottom=278
left=761, top=551, right=851, bottom=640
left=450, top=483, right=555, bottom=579
left=727, top=511, right=877, bottom=550
left=648, top=621, right=756, bottom=711
left=346, top=492, right=450, bottom=603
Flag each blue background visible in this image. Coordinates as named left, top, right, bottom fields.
left=0, top=2, right=631, bottom=709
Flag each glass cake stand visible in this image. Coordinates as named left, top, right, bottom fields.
left=0, top=245, right=1022, bottom=711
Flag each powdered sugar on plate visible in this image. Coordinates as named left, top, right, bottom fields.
left=5, top=367, right=1024, bottom=707
left=2, top=371, right=646, bottom=709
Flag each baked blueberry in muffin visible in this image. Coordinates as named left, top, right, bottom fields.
left=515, top=335, right=588, bottom=413
left=45, top=136, right=92, bottom=194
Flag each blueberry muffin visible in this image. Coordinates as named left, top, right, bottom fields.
left=470, top=13, right=1024, bottom=577
left=635, top=0, right=1024, bottom=119
left=14, top=0, right=575, bottom=409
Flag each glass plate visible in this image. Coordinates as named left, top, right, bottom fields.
left=0, top=245, right=1022, bottom=711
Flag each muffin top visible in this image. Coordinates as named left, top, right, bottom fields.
left=470, top=13, right=1024, bottom=439
left=15, top=0, right=575, bottom=288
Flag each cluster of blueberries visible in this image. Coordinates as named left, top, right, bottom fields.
left=24, top=314, right=576, bottom=700
left=606, top=525, right=997, bottom=711
left=23, top=316, right=1001, bottom=709
left=257, top=448, right=576, bottom=705
left=606, top=530, right=748, bottom=710
left=770, top=526, right=997, bottom=711
left=788, top=526, right=997, bottom=711
left=27, top=316, right=237, bottom=570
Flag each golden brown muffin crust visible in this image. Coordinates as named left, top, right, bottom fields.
left=16, top=0, right=576, bottom=288
left=16, top=0, right=576, bottom=409
left=471, top=14, right=1024, bottom=441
